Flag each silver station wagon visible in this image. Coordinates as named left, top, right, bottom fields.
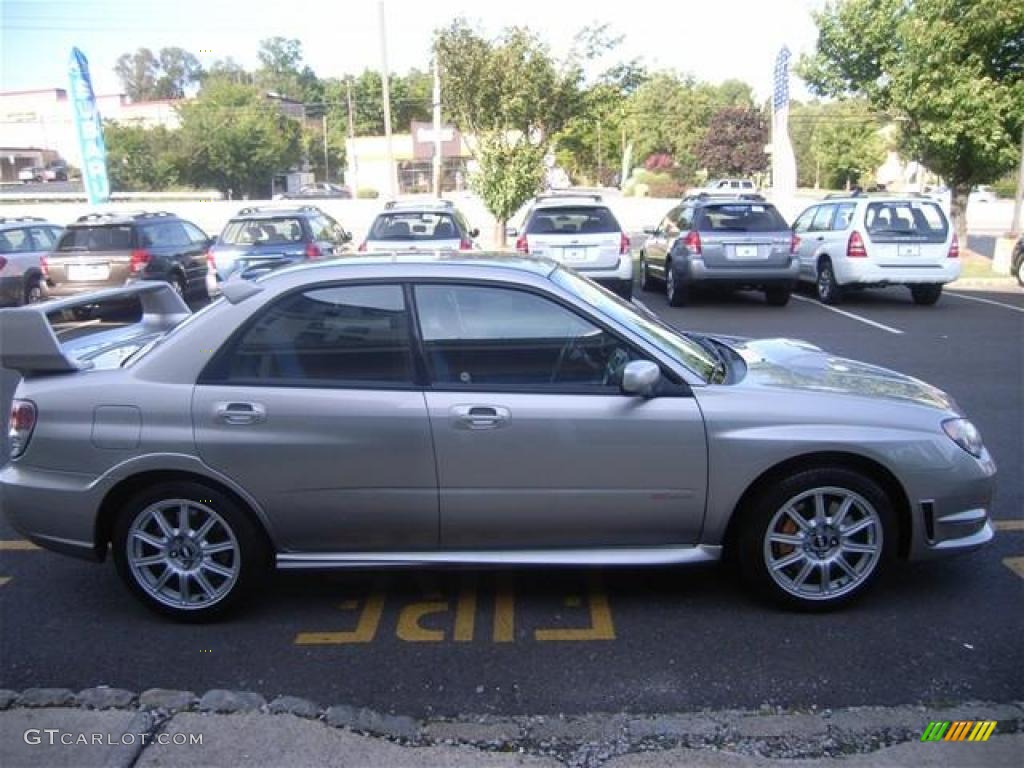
left=0, top=254, right=995, bottom=619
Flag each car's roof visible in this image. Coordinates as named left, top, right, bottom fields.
left=67, top=211, right=182, bottom=228
left=819, top=193, right=940, bottom=204
left=265, top=251, right=559, bottom=282
left=0, top=216, right=54, bottom=231
left=231, top=206, right=321, bottom=220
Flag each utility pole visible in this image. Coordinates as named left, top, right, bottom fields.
left=1012, top=127, right=1024, bottom=237
left=432, top=57, right=442, bottom=197
left=379, top=0, right=396, bottom=197
left=346, top=77, right=358, bottom=193
left=322, top=113, right=329, bottom=182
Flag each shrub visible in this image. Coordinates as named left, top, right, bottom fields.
left=356, top=187, right=379, bottom=199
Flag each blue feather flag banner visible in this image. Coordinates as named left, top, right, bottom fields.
left=771, top=46, right=796, bottom=209
left=68, top=47, right=111, bottom=204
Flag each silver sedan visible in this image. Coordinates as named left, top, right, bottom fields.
left=0, top=254, right=995, bottom=619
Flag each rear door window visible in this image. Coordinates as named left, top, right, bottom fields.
left=28, top=227, right=58, bottom=251
left=0, top=228, right=32, bottom=253
left=525, top=207, right=621, bottom=235
left=141, top=221, right=190, bottom=248
left=865, top=201, right=948, bottom=241
left=697, top=204, right=789, bottom=232
left=809, top=205, right=837, bottom=232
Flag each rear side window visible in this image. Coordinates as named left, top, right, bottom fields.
left=865, top=201, right=948, bottom=241
left=697, top=204, right=789, bottom=233
left=204, top=285, right=414, bottom=387
left=57, top=225, right=133, bottom=251
left=810, top=205, right=837, bottom=232
left=140, top=221, right=190, bottom=248
left=0, top=228, right=32, bottom=253
left=369, top=212, right=461, bottom=240
left=831, top=204, right=856, bottom=231
left=221, top=218, right=306, bottom=245
left=526, top=207, right=621, bottom=235
left=29, top=227, right=59, bottom=250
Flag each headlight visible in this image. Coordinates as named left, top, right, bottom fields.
left=942, top=418, right=984, bottom=458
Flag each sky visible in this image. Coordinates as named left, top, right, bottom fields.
left=2, top=0, right=825, bottom=100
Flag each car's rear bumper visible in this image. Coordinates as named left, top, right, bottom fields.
left=686, top=258, right=799, bottom=286
left=833, top=260, right=961, bottom=286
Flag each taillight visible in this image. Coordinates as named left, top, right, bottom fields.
left=790, top=234, right=801, bottom=254
left=40, top=255, right=49, bottom=277
left=847, top=231, right=867, bottom=258
left=0, top=256, right=7, bottom=270
left=205, top=249, right=216, bottom=268
left=459, top=238, right=473, bottom=250
left=130, top=248, right=151, bottom=273
left=358, top=241, right=367, bottom=252
left=9, top=399, right=37, bottom=459
left=305, top=242, right=322, bottom=260
left=947, top=233, right=959, bottom=259
left=515, top=234, right=529, bottom=254
left=620, top=232, right=631, bottom=255
left=683, top=230, right=702, bottom=255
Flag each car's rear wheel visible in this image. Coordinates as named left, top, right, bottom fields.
left=1016, top=255, right=1024, bottom=287
left=909, top=284, right=943, bottom=306
left=168, top=273, right=186, bottom=298
left=23, top=279, right=43, bottom=305
left=639, top=254, right=656, bottom=292
left=816, top=258, right=842, bottom=305
left=665, top=261, right=689, bottom=307
left=764, top=286, right=791, bottom=306
left=736, top=468, right=895, bottom=611
left=112, top=482, right=268, bottom=621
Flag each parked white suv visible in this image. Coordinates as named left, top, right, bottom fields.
left=793, top=194, right=960, bottom=306
left=510, top=193, right=633, bottom=298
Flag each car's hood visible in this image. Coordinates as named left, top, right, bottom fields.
left=715, top=335, right=956, bottom=411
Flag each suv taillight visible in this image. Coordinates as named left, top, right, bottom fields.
left=459, top=238, right=473, bottom=250
left=305, top=243, right=322, bottom=260
left=790, top=234, right=801, bottom=254
left=683, top=230, right=702, bottom=255
left=515, top=234, right=529, bottom=254
left=847, top=231, right=867, bottom=258
left=130, top=248, right=151, bottom=273
left=206, top=249, right=216, bottom=268
left=947, top=233, right=959, bottom=259
left=9, top=400, right=36, bottom=458
left=620, top=232, right=631, bottom=255
left=40, top=255, right=49, bottom=277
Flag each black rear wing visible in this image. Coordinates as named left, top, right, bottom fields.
left=0, top=282, right=190, bottom=375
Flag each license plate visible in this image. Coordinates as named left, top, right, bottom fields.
left=67, top=263, right=110, bottom=281
left=898, top=244, right=920, bottom=257
left=734, top=245, right=759, bottom=259
left=562, top=248, right=587, bottom=262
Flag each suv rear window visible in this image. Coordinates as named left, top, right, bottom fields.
left=526, top=206, right=620, bottom=235
left=696, top=204, right=788, bottom=233
left=865, top=201, right=948, bottom=241
left=57, top=225, right=133, bottom=251
left=369, top=212, right=461, bottom=240
left=222, top=218, right=306, bottom=245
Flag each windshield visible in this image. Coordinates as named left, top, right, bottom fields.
left=552, top=267, right=718, bottom=382
left=369, top=212, right=461, bottom=240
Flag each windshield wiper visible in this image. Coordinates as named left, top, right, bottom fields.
left=685, top=333, right=728, bottom=383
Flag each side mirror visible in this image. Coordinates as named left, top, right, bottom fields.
left=642, top=226, right=658, bottom=235
left=621, top=360, right=660, bottom=397
left=206, top=237, right=216, bottom=248
left=341, top=230, right=353, bottom=243
left=505, top=226, right=518, bottom=238
left=469, top=228, right=480, bottom=238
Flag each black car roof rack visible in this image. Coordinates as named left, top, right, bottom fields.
left=0, top=216, right=47, bottom=224
left=383, top=199, right=455, bottom=210
left=683, top=192, right=766, bottom=203
left=236, top=205, right=322, bottom=216
left=73, top=210, right=175, bottom=223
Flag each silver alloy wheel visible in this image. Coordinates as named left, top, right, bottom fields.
left=762, top=486, right=883, bottom=601
left=817, top=264, right=833, bottom=301
left=126, top=499, right=240, bottom=610
left=666, top=263, right=676, bottom=300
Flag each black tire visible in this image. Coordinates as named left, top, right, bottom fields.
left=23, top=279, right=43, bottom=305
left=909, top=284, right=943, bottom=306
left=168, top=273, right=187, bottom=298
left=1016, top=254, right=1024, bottom=287
left=616, top=279, right=633, bottom=300
left=765, top=286, right=791, bottom=307
left=639, top=254, right=657, bottom=293
left=816, top=258, right=843, bottom=305
left=665, top=260, right=689, bottom=307
left=112, top=481, right=269, bottom=621
left=735, top=467, right=896, bottom=611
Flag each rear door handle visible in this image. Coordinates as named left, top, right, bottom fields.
left=816, top=236, right=825, bottom=241
left=450, top=404, right=510, bottom=430
left=216, top=401, right=266, bottom=425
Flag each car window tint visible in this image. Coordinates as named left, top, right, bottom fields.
left=58, top=225, right=133, bottom=251
left=793, top=208, right=815, bottom=233
left=415, top=284, right=639, bottom=391
left=809, top=205, right=837, bottom=231
left=831, top=204, right=856, bottom=231
left=28, top=227, right=57, bottom=250
left=182, top=222, right=209, bottom=244
left=0, top=228, right=32, bottom=253
left=677, top=207, right=694, bottom=231
left=141, top=221, right=190, bottom=248
left=310, top=215, right=335, bottom=241
left=864, top=201, right=948, bottom=240
left=370, top=212, right=460, bottom=240
left=222, top=218, right=305, bottom=245
left=525, top=207, right=620, bottom=235
left=697, top=204, right=789, bottom=232
left=210, top=285, right=413, bottom=386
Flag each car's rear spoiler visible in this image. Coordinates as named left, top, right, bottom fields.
left=0, top=282, right=190, bottom=375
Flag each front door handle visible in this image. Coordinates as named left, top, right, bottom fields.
left=450, top=404, right=510, bottom=430
left=216, top=401, right=266, bottom=425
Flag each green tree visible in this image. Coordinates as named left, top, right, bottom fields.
left=695, top=106, right=769, bottom=177
left=800, top=0, right=1024, bottom=239
left=104, top=122, right=180, bottom=191
left=435, top=20, right=583, bottom=244
left=154, top=48, right=202, bottom=98
left=176, top=80, right=303, bottom=198
left=114, top=48, right=159, bottom=101
left=254, top=37, right=322, bottom=104
left=810, top=101, right=886, bottom=189
left=114, top=47, right=202, bottom=100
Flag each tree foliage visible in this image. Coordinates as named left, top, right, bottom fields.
left=254, top=37, right=322, bottom=104
left=435, top=19, right=583, bottom=240
left=103, top=122, right=181, bottom=191
left=800, top=0, right=1024, bottom=237
left=114, top=47, right=202, bottom=100
left=695, top=106, right=768, bottom=177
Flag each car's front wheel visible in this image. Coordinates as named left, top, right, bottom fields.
left=816, top=258, right=842, bottom=305
left=736, top=468, right=895, bottom=611
left=112, top=482, right=268, bottom=621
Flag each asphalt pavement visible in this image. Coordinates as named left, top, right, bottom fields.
left=1, top=280, right=1022, bottom=723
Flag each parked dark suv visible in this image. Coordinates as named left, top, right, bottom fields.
left=639, top=194, right=798, bottom=306
left=46, top=211, right=211, bottom=299
left=207, top=205, right=352, bottom=295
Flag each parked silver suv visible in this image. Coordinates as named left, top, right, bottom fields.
left=793, top=193, right=960, bottom=305
left=0, top=255, right=994, bottom=620
left=0, top=216, right=62, bottom=306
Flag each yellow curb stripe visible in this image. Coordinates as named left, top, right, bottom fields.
left=0, top=540, right=40, bottom=551
left=994, top=520, right=1024, bottom=532
left=0, top=577, right=10, bottom=587
left=1002, top=557, right=1024, bottom=579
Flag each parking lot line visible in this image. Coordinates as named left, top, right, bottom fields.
left=0, top=540, right=39, bottom=551
left=994, top=520, right=1024, bottom=532
left=1003, top=557, right=1024, bottom=579
left=0, top=577, right=10, bottom=587
left=945, top=292, right=1024, bottom=314
left=791, top=295, right=904, bottom=334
